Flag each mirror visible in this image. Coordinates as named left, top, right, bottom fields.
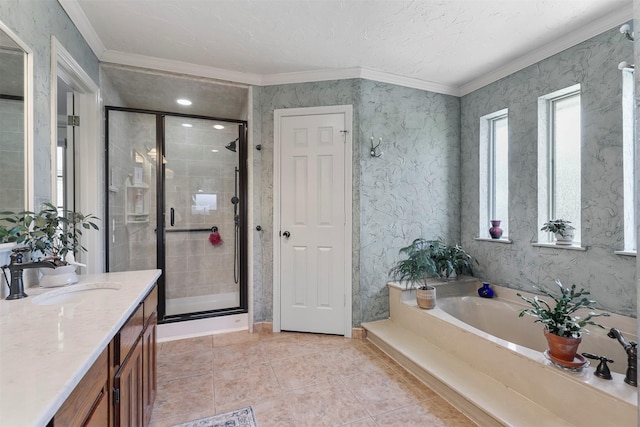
left=0, top=21, right=32, bottom=213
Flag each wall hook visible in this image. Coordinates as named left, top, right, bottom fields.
left=370, top=137, right=383, bottom=158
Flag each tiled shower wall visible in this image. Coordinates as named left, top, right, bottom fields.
left=163, top=119, right=239, bottom=300
left=107, top=111, right=157, bottom=273
left=460, top=25, right=636, bottom=316
left=0, top=99, right=23, bottom=212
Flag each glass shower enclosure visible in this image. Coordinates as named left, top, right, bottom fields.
left=105, top=107, right=248, bottom=321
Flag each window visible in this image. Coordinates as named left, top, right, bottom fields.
left=479, top=109, right=508, bottom=238
left=621, top=68, right=636, bottom=253
left=538, top=85, right=581, bottom=244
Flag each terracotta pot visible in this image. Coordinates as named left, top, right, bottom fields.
left=416, top=286, right=436, bottom=309
left=544, top=329, right=581, bottom=362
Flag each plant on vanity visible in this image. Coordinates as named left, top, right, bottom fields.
left=517, top=280, right=610, bottom=364
left=0, top=215, right=27, bottom=244
left=24, top=203, right=99, bottom=263
left=2, top=203, right=99, bottom=265
left=541, top=219, right=575, bottom=245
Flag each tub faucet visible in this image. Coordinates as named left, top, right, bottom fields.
left=607, top=328, right=637, bottom=386
left=1, top=248, right=56, bottom=300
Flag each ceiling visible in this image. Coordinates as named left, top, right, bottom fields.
left=62, top=0, right=633, bottom=96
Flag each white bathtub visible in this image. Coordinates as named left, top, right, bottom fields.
left=436, top=288, right=635, bottom=376
left=364, top=278, right=638, bottom=426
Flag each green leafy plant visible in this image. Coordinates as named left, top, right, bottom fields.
left=0, top=211, right=27, bottom=244
left=389, top=238, right=440, bottom=290
left=517, top=280, right=610, bottom=338
left=430, top=240, right=477, bottom=278
left=7, top=203, right=99, bottom=263
left=541, top=219, right=575, bottom=237
left=389, top=238, right=477, bottom=288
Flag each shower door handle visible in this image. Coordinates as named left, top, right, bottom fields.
left=170, top=207, right=175, bottom=227
left=282, top=231, right=291, bottom=239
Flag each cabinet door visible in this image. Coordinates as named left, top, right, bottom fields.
left=113, top=339, right=143, bottom=427
left=54, top=348, right=109, bottom=427
left=143, top=313, right=157, bottom=426
left=85, top=388, right=110, bottom=427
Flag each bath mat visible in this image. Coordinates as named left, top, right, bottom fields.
left=171, top=406, right=257, bottom=427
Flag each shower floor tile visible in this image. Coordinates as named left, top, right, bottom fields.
left=149, top=331, right=478, bottom=427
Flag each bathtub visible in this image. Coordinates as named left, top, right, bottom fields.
left=436, top=286, right=636, bottom=376
left=363, top=278, right=638, bottom=426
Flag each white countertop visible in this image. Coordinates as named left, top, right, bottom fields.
left=0, top=269, right=162, bottom=427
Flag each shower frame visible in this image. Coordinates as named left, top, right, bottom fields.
left=104, top=106, right=249, bottom=323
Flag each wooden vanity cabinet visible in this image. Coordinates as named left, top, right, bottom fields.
left=50, top=285, right=158, bottom=427
left=112, top=285, right=158, bottom=427
left=52, top=347, right=110, bottom=427
left=142, top=311, right=157, bottom=426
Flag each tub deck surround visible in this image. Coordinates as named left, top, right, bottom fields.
left=0, top=269, right=162, bottom=427
left=362, top=279, right=637, bottom=427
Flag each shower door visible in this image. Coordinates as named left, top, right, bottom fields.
left=106, top=107, right=248, bottom=322
left=163, top=116, right=246, bottom=317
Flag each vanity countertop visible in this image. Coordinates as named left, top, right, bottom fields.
left=0, top=269, right=162, bottom=427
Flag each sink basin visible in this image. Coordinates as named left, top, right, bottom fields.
left=31, top=282, right=122, bottom=306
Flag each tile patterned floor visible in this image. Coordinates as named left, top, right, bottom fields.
left=149, top=331, right=478, bottom=427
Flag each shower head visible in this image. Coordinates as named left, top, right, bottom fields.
left=225, top=138, right=239, bottom=152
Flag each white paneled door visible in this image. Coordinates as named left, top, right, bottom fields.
left=277, top=107, right=351, bottom=335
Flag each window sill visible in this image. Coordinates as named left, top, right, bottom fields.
left=614, top=250, right=636, bottom=257
left=474, top=237, right=512, bottom=244
left=532, top=242, right=586, bottom=251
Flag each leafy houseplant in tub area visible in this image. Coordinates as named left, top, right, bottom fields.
left=389, top=238, right=440, bottom=309
left=389, top=238, right=477, bottom=308
left=429, top=239, right=477, bottom=279
left=5, top=203, right=99, bottom=287
left=517, top=280, right=610, bottom=365
left=541, top=219, right=575, bottom=245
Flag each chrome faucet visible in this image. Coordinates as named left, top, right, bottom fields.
left=1, top=248, right=56, bottom=300
left=607, top=328, right=637, bottom=386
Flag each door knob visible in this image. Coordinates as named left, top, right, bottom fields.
left=282, top=231, right=291, bottom=238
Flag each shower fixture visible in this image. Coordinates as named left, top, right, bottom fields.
left=620, top=24, right=634, bottom=41
left=225, top=138, right=239, bottom=152
left=231, top=166, right=240, bottom=284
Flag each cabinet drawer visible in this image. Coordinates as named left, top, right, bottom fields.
left=116, top=302, right=144, bottom=365
left=54, top=347, right=108, bottom=426
left=144, top=285, right=158, bottom=325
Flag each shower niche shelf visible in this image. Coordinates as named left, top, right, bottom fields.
left=125, top=181, right=150, bottom=224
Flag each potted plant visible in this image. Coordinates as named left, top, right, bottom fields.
left=9, top=203, right=99, bottom=287
left=430, top=239, right=477, bottom=278
left=541, top=219, right=575, bottom=245
left=389, top=238, right=441, bottom=309
left=0, top=212, right=27, bottom=246
left=517, top=280, right=610, bottom=363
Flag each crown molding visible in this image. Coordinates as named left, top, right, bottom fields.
left=62, top=0, right=632, bottom=98
left=101, top=50, right=263, bottom=85
left=58, top=0, right=105, bottom=58
left=232, top=67, right=460, bottom=96
left=358, top=68, right=460, bottom=96
left=261, top=68, right=362, bottom=86
left=459, top=4, right=633, bottom=96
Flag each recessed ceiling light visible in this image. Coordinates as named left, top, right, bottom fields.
left=182, top=123, right=193, bottom=128
left=176, top=99, right=192, bottom=106
left=213, top=124, right=225, bottom=130
left=211, top=149, right=219, bottom=153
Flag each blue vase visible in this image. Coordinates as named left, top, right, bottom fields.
left=478, top=282, right=494, bottom=298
